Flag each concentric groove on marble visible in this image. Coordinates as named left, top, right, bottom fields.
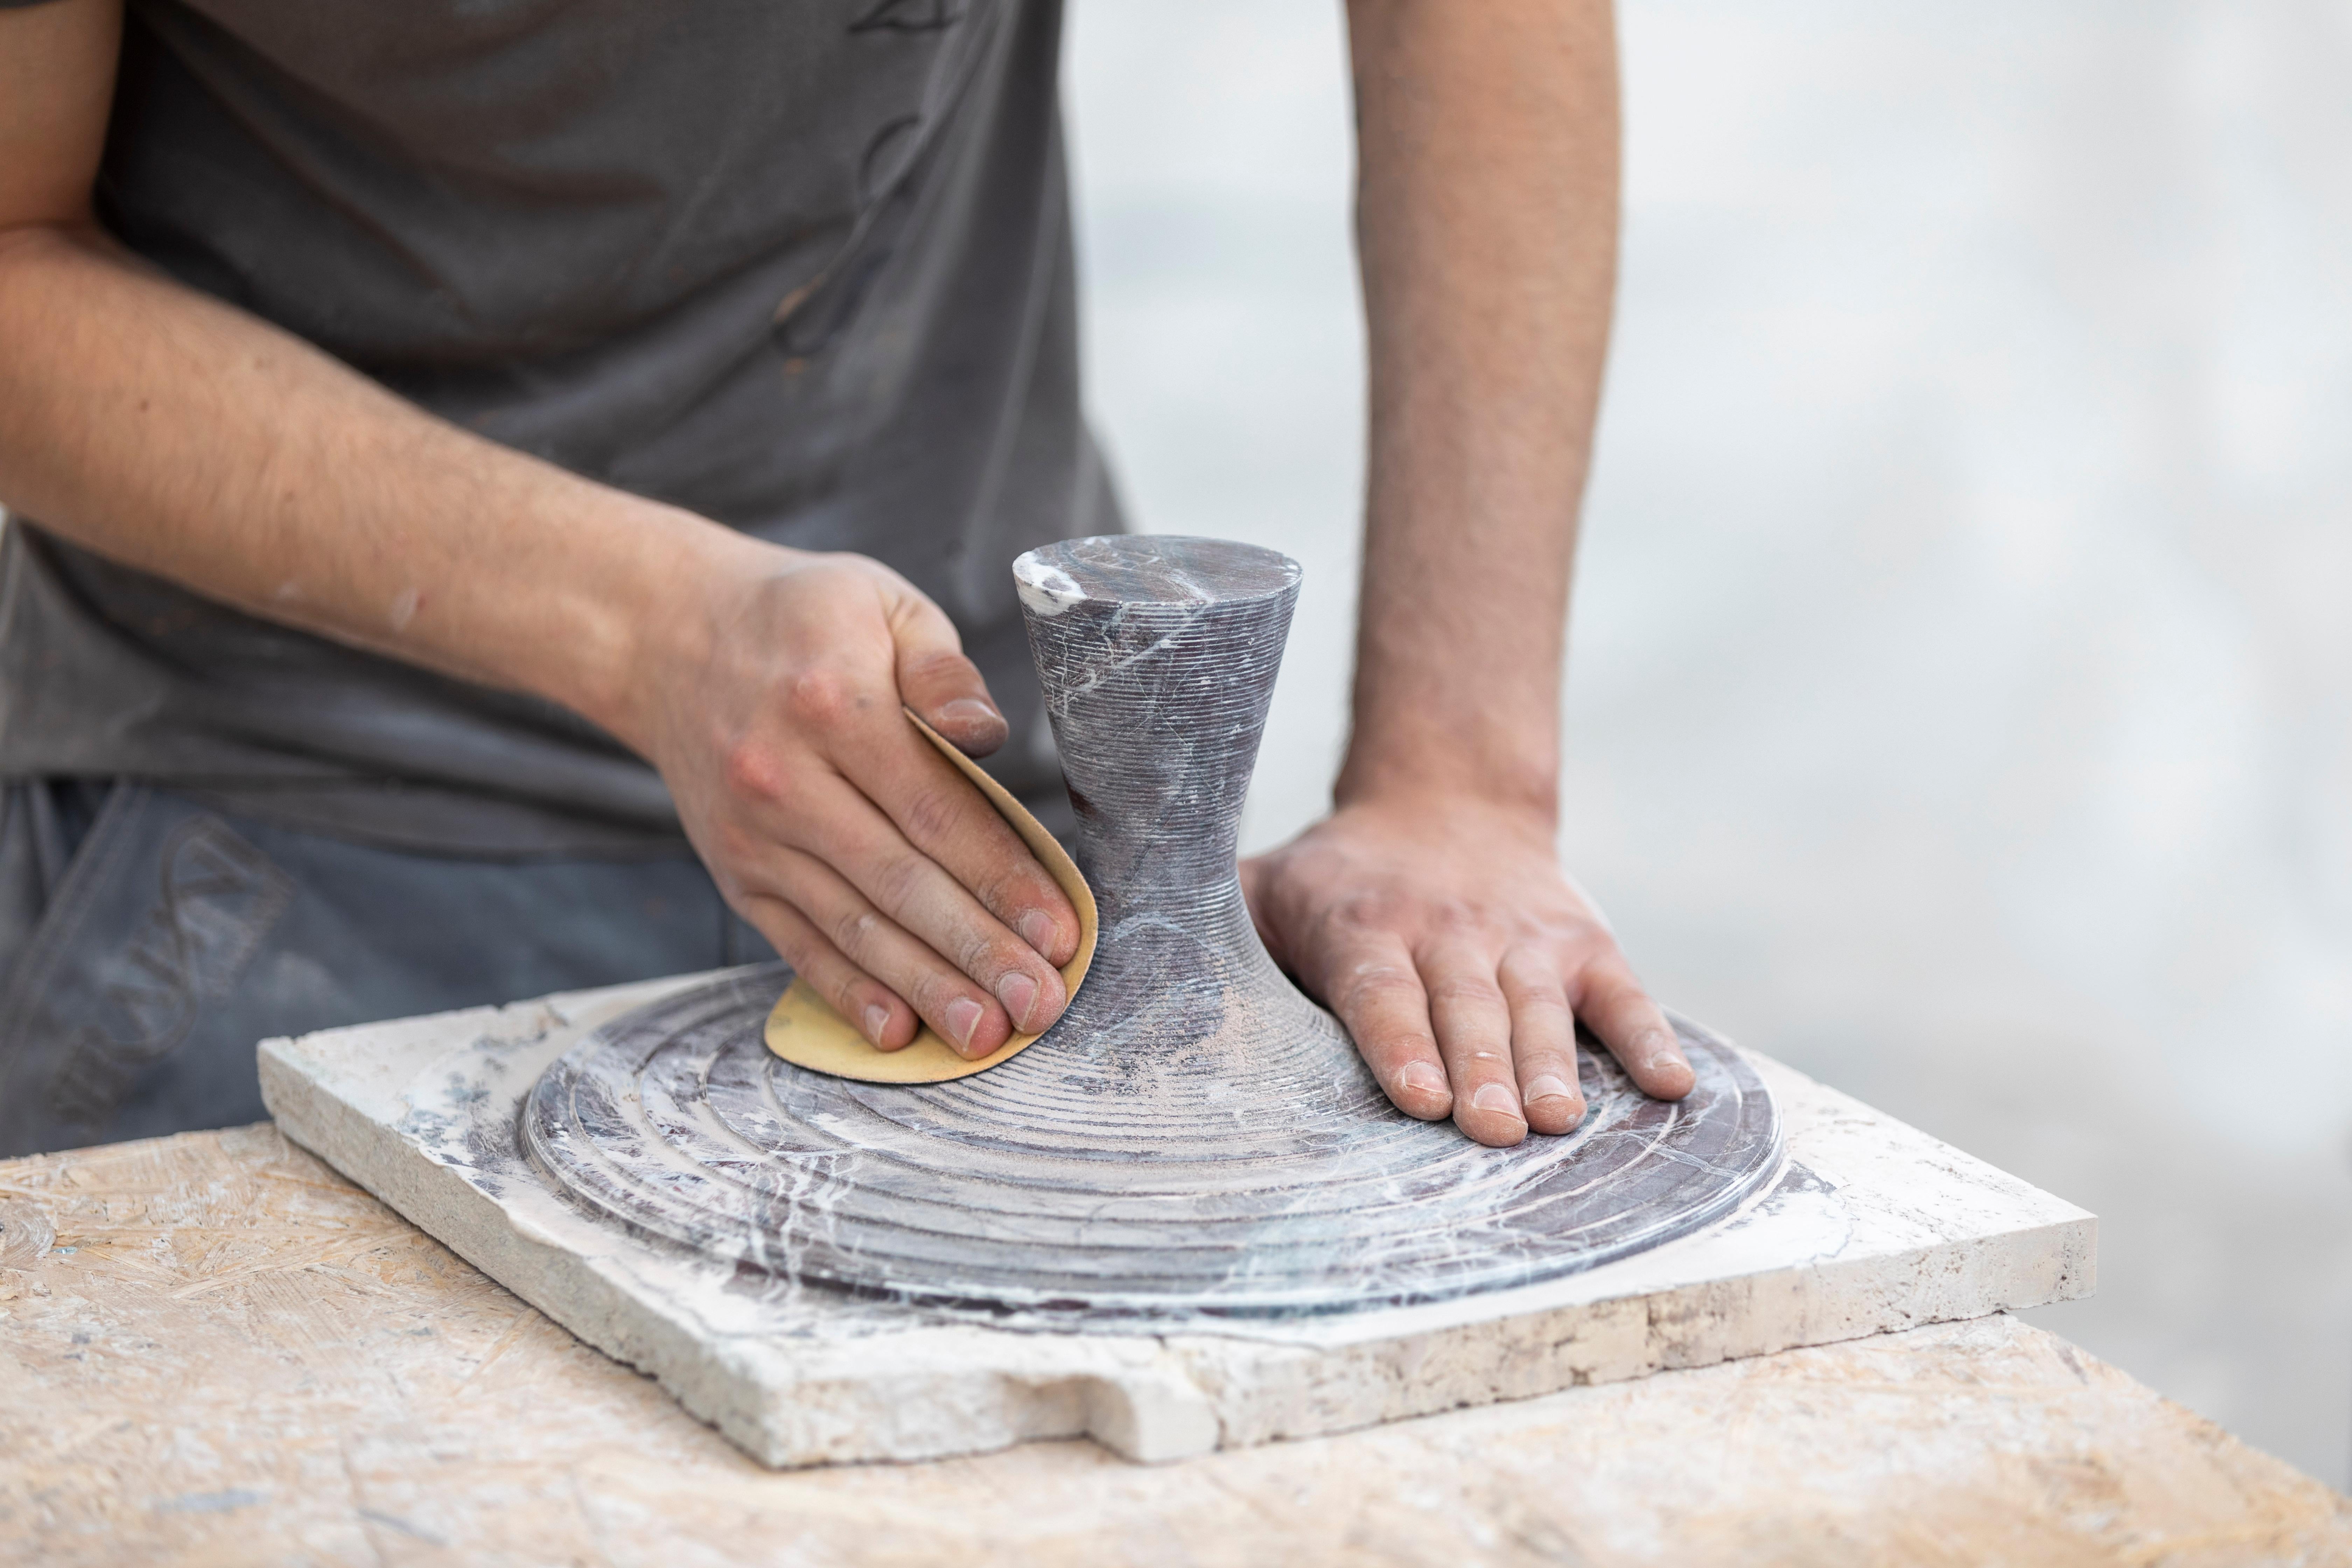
left=521, top=964, right=1783, bottom=1318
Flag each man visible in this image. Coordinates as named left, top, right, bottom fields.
left=0, top=0, right=1693, bottom=1159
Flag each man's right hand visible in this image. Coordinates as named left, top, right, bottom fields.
left=621, top=541, right=1080, bottom=1059
left=0, top=1, right=1078, bottom=1058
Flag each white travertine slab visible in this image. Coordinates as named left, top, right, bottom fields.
left=259, top=969, right=2094, bottom=1469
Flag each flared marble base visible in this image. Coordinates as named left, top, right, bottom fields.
left=258, top=967, right=2093, bottom=1468
left=523, top=965, right=1782, bottom=1318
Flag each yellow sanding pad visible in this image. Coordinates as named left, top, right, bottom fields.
left=763, top=708, right=1097, bottom=1083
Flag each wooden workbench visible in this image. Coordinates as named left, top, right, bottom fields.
left=2, top=1125, right=2345, bottom=1567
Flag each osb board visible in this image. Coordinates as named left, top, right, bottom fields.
left=0, top=1126, right=2346, bottom=1568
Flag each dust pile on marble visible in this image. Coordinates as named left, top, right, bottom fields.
left=261, top=538, right=2094, bottom=1467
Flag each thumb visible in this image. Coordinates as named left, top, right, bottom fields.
left=885, top=587, right=1009, bottom=757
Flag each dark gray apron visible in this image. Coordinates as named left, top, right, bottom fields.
left=0, top=782, right=772, bottom=1157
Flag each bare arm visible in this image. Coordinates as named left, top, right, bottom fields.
left=0, top=0, right=1076, bottom=1058
left=1245, top=0, right=1693, bottom=1145
left=1344, top=0, right=1614, bottom=811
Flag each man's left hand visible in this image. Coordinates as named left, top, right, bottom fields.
left=1241, top=794, right=1694, bottom=1147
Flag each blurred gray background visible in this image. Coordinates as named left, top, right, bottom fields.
left=1065, top=0, right=2352, bottom=1485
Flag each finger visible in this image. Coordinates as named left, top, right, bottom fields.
left=733, top=891, right=916, bottom=1051
left=888, top=741, right=1081, bottom=968
left=782, top=772, right=1069, bottom=1045
left=1498, top=946, right=1584, bottom=1135
left=1318, top=929, right=1452, bottom=1121
left=820, top=704, right=1080, bottom=970
left=885, top=587, right=1009, bottom=757
left=757, top=844, right=1026, bottom=1059
left=1420, top=937, right=1527, bottom=1148
left=1568, top=952, right=1694, bottom=1100
left=778, top=649, right=1080, bottom=969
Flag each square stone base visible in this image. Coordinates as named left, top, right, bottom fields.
left=259, top=969, right=2093, bottom=1468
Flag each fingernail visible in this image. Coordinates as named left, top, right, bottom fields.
left=1643, top=1029, right=1693, bottom=1077
left=995, top=972, right=1039, bottom=1032
left=938, top=698, right=1000, bottom=726
left=1398, top=1062, right=1449, bottom=1101
left=1471, top=1082, right=1524, bottom=1119
left=1017, top=909, right=1058, bottom=957
left=861, top=1005, right=891, bottom=1047
left=943, top=997, right=985, bottom=1049
left=1525, top=1074, right=1575, bottom=1104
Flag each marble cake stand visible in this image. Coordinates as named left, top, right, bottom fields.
left=519, top=538, right=1783, bottom=1322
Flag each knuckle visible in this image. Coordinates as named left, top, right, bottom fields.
left=827, top=906, right=885, bottom=960
left=830, top=974, right=873, bottom=1018
left=898, top=786, right=961, bottom=847
left=1566, top=959, right=1637, bottom=1009
left=1536, top=915, right=1608, bottom=952
left=1497, top=943, right=1562, bottom=989
left=901, top=647, right=975, bottom=687
left=1365, top=1024, right=1440, bottom=1059
left=784, top=667, right=865, bottom=732
left=1582, top=945, right=1639, bottom=984
left=1331, top=888, right=1410, bottom=934
left=977, top=862, right=1054, bottom=924
left=1321, top=892, right=1491, bottom=958
left=1352, top=1020, right=1440, bottom=1061
left=1504, top=977, right=1572, bottom=1015
left=1334, top=959, right=1420, bottom=1007
left=1420, top=898, right=1482, bottom=938
left=771, top=930, right=822, bottom=977
left=906, top=972, right=973, bottom=1024
left=866, top=850, right=927, bottom=912
left=1515, top=1036, right=1580, bottom=1069
left=953, top=926, right=1023, bottom=982
left=721, top=740, right=792, bottom=806
left=1426, top=975, right=1505, bottom=1010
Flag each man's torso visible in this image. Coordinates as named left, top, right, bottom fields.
left=0, top=0, right=1111, bottom=851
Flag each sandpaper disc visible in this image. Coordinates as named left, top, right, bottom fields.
left=761, top=709, right=1098, bottom=1084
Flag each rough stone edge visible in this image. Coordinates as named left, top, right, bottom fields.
left=1162, top=1216, right=2096, bottom=1448
left=261, top=1007, right=1205, bottom=1468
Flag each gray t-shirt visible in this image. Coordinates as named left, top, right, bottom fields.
left=0, top=0, right=1115, bottom=853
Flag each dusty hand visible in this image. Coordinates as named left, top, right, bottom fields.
left=624, top=540, right=1080, bottom=1059
left=1240, top=795, right=1692, bottom=1147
